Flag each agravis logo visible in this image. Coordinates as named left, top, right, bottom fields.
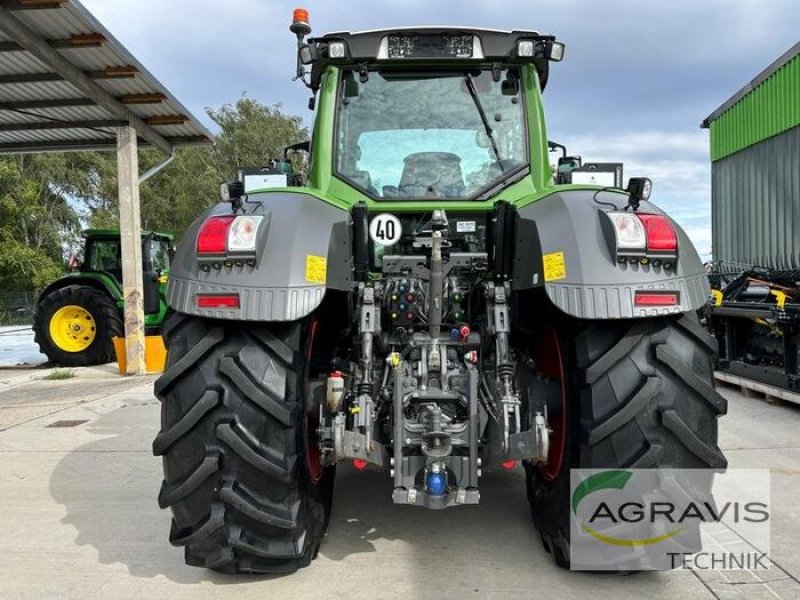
left=570, top=468, right=771, bottom=571
left=571, top=470, right=683, bottom=547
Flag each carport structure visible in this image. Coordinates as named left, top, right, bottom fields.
left=0, top=0, right=212, bottom=374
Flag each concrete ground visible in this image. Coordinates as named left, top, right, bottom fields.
left=0, top=365, right=798, bottom=600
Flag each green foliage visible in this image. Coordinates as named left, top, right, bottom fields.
left=0, top=236, right=65, bottom=290
left=0, top=154, right=88, bottom=291
left=87, top=97, right=307, bottom=238
left=0, top=97, right=306, bottom=292
left=208, top=97, right=307, bottom=177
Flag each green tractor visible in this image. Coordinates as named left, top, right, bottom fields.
left=153, top=13, right=727, bottom=574
left=34, top=229, right=172, bottom=367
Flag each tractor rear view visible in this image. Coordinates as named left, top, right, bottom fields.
left=153, top=10, right=726, bottom=574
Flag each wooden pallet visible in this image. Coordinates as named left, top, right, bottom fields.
left=714, top=371, right=800, bottom=406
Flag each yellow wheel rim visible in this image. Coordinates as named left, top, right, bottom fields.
left=49, top=305, right=97, bottom=352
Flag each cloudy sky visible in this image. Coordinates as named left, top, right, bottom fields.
left=82, top=0, right=800, bottom=259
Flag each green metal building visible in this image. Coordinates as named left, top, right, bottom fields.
left=702, top=41, right=800, bottom=272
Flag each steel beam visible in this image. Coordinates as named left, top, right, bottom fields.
left=0, top=95, right=165, bottom=110
left=0, top=33, right=105, bottom=51
left=0, top=135, right=208, bottom=153
left=0, top=118, right=120, bottom=131
left=0, top=5, right=173, bottom=154
left=0, top=67, right=138, bottom=85
left=0, top=98, right=95, bottom=109
left=0, top=116, right=187, bottom=131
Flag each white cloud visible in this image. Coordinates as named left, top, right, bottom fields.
left=547, top=130, right=714, bottom=256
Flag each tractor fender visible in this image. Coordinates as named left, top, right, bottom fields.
left=37, top=273, right=122, bottom=307
left=514, top=189, right=709, bottom=319
left=167, top=192, right=352, bottom=321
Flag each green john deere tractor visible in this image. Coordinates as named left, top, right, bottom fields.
left=34, top=229, right=172, bottom=367
left=153, top=13, right=727, bottom=574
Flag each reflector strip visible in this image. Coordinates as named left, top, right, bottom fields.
left=196, top=294, right=240, bottom=308
left=634, top=292, right=679, bottom=307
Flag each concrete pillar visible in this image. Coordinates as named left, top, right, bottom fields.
left=117, top=124, right=146, bottom=375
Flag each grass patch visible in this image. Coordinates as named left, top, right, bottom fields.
left=41, top=368, right=77, bottom=380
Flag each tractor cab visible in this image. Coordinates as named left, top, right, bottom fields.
left=80, top=229, right=172, bottom=315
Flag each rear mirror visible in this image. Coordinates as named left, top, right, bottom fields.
left=343, top=71, right=359, bottom=97
left=501, top=76, right=519, bottom=96
left=298, top=43, right=318, bottom=65
left=557, top=156, right=582, bottom=174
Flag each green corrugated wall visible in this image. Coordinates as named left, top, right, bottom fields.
left=709, top=52, right=800, bottom=161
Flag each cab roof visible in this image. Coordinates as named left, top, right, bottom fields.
left=307, top=26, right=561, bottom=90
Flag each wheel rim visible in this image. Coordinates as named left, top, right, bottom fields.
left=49, top=305, right=96, bottom=352
left=533, top=325, right=567, bottom=481
left=303, top=319, right=324, bottom=483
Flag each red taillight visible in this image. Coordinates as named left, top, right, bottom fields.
left=197, top=216, right=235, bottom=254
left=634, top=291, right=679, bottom=307
left=352, top=459, right=367, bottom=471
left=637, top=214, right=677, bottom=253
left=501, top=460, right=518, bottom=471
left=196, top=294, right=240, bottom=308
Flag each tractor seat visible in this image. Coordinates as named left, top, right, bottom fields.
left=398, top=152, right=466, bottom=198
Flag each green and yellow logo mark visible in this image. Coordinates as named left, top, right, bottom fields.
left=572, top=470, right=683, bottom=547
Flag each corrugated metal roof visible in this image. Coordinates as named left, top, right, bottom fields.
left=703, top=44, right=799, bottom=161
left=0, top=0, right=211, bottom=153
left=701, top=41, right=800, bottom=127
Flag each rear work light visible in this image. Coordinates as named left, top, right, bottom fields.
left=634, top=291, right=679, bottom=307
left=603, top=211, right=678, bottom=259
left=197, top=215, right=264, bottom=255
left=196, top=294, right=240, bottom=308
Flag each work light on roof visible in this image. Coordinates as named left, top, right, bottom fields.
left=548, top=41, right=565, bottom=61
left=328, top=41, right=347, bottom=59
left=517, top=40, right=535, bottom=57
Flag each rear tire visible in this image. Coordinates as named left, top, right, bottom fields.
left=34, top=284, right=122, bottom=366
left=153, top=312, right=334, bottom=574
left=525, top=313, right=728, bottom=569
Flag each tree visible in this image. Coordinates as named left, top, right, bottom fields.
left=0, top=96, right=306, bottom=292
left=0, top=154, right=87, bottom=291
left=87, top=97, right=308, bottom=238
